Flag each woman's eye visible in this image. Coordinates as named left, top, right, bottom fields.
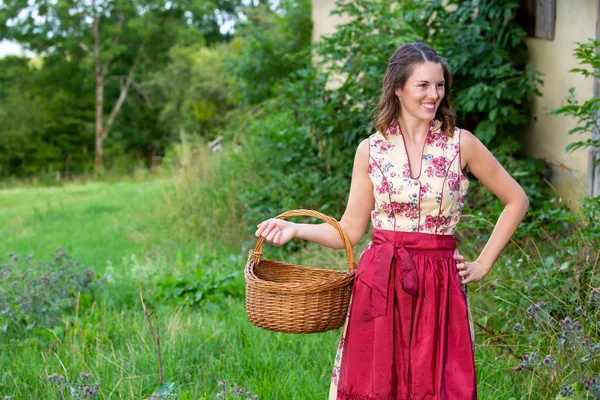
left=437, top=83, right=445, bottom=88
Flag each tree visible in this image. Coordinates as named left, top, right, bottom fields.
left=226, top=0, right=312, bottom=105
left=0, top=0, right=242, bottom=173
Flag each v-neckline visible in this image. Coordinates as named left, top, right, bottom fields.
left=399, top=125, right=430, bottom=180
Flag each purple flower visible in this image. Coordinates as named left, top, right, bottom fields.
left=543, top=354, right=552, bottom=365
left=513, top=323, right=522, bottom=333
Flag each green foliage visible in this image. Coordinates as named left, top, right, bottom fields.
left=226, top=0, right=312, bottom=105
left=548, top=39, right=600, bottom=163
left=166, top=103, right=349, bottom=249
left=0, top=249, right=103, bottom=335
left=147, top=43, right=234, bottom=139
left=157, top=258, right=244, bottom=309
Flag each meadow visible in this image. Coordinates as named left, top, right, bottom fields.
left=0, top=177, right=597, bottom=399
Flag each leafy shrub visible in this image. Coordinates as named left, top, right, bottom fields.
left=548, top=38, right=600, bottom=163
left=166, top=103, right=349, bottom=250
left=0, top=249, right=103, bottom=334
left=158, top=269, right=242, bottom=310
left=226, top=0, right=312, bottom=106
left=156, top=254, right=244, bottom=309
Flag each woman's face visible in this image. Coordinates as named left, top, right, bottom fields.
left=395, top=61, right=445, bottom=123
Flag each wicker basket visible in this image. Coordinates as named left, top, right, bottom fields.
left=245, top=209, right=357, bottom=334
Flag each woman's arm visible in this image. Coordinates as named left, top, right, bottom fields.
left=455, top=129, right=529, bottom=284
left=255, top=138, right=374, bottom=249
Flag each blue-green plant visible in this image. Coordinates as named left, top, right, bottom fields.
left=0, top=249, right=103, bottom=334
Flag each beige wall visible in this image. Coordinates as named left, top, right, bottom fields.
left=311, top=0, right=351, bottom=43
left=524, top=0, right=596, bottom=205
left=312, top=0, right=353, bottom=90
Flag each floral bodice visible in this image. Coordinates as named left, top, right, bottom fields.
left=368, top=120, right=469, bottom=234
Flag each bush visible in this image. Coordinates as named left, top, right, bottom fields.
left=0, top=249, right=103, bottom=334
left=465, top=196, right=600, bottom=399
left=292, top=0, right=541, bottom=165
left=225, top=0, right=312, bottom=106
left=156, top=254, right=245, bottom=310
left=165, top=102, right=349, bottom=250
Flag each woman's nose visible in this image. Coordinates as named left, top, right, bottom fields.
left=428, top=85, right=440, bottom=100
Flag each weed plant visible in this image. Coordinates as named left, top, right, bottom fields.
left=0, top=249, right=103, bottom=334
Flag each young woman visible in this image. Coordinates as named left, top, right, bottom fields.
left=255, top=42, right=529, bottom=400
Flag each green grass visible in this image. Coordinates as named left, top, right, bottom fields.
left=0, top=179, right=596, bottom=399
left=0, top=179, right=342, bottom=399
left=0, top=180, right=190, bottom=271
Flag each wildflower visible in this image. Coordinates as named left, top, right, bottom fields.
left=560, top=386, right=574, bottom=396
left=543, top=354, right=552, bottom=365
left=217, top=380, right=226, bottom=388
left=512, top=323, right=522, bottom=333
left=80, top=372, right=91, bottom=380
left=576, top=305, right=585, bottom=314
left=526, top=301, right=546, bottom=317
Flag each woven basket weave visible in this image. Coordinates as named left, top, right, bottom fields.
left=245, top=209, right=357, bottom=334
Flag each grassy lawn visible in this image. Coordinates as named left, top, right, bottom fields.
left=0, top=179, right=575, bottom=399
left=0, top=180, right=341, bottom=399
left=0, top=180, right=173, bottom=270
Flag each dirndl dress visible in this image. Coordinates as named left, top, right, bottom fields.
left=329, top=121, right=477, bottom=400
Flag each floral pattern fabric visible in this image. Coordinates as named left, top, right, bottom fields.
left=368, top=120, right=469, bottom=234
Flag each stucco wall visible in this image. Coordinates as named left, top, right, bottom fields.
left=524, top=0, right=596, bottom=205
left=311, top=0, right=351, bottom=43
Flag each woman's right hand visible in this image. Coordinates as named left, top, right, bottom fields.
left=255, top=218, right=297, bottom=246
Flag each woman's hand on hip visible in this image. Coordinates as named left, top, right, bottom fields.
left=454, top=252, right=492, bottom=284
left=255, top=219, right=297, bottom=246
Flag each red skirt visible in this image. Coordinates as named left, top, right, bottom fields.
left=336, top=229, right=477, bottom=400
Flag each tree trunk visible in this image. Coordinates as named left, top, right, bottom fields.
left=93, top=12, right=105, bottom=173
left=95, top=72, right=105, bottom=172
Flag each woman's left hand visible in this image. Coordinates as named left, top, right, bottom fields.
left=453, top=252, right=492, bottom=284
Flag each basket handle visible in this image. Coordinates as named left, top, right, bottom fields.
left=250, top=209, right=357, bottom=272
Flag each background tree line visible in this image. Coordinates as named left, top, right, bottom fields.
left=0, top=0, right=311, bottom=177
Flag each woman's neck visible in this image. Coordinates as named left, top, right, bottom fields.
left=398, top=116, right=430, bottom=145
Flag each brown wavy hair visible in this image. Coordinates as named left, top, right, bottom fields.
left=373, top=43, right=456, bottom=137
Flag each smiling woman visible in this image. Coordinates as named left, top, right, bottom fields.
left=255, top=42, right=529, bottom=400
